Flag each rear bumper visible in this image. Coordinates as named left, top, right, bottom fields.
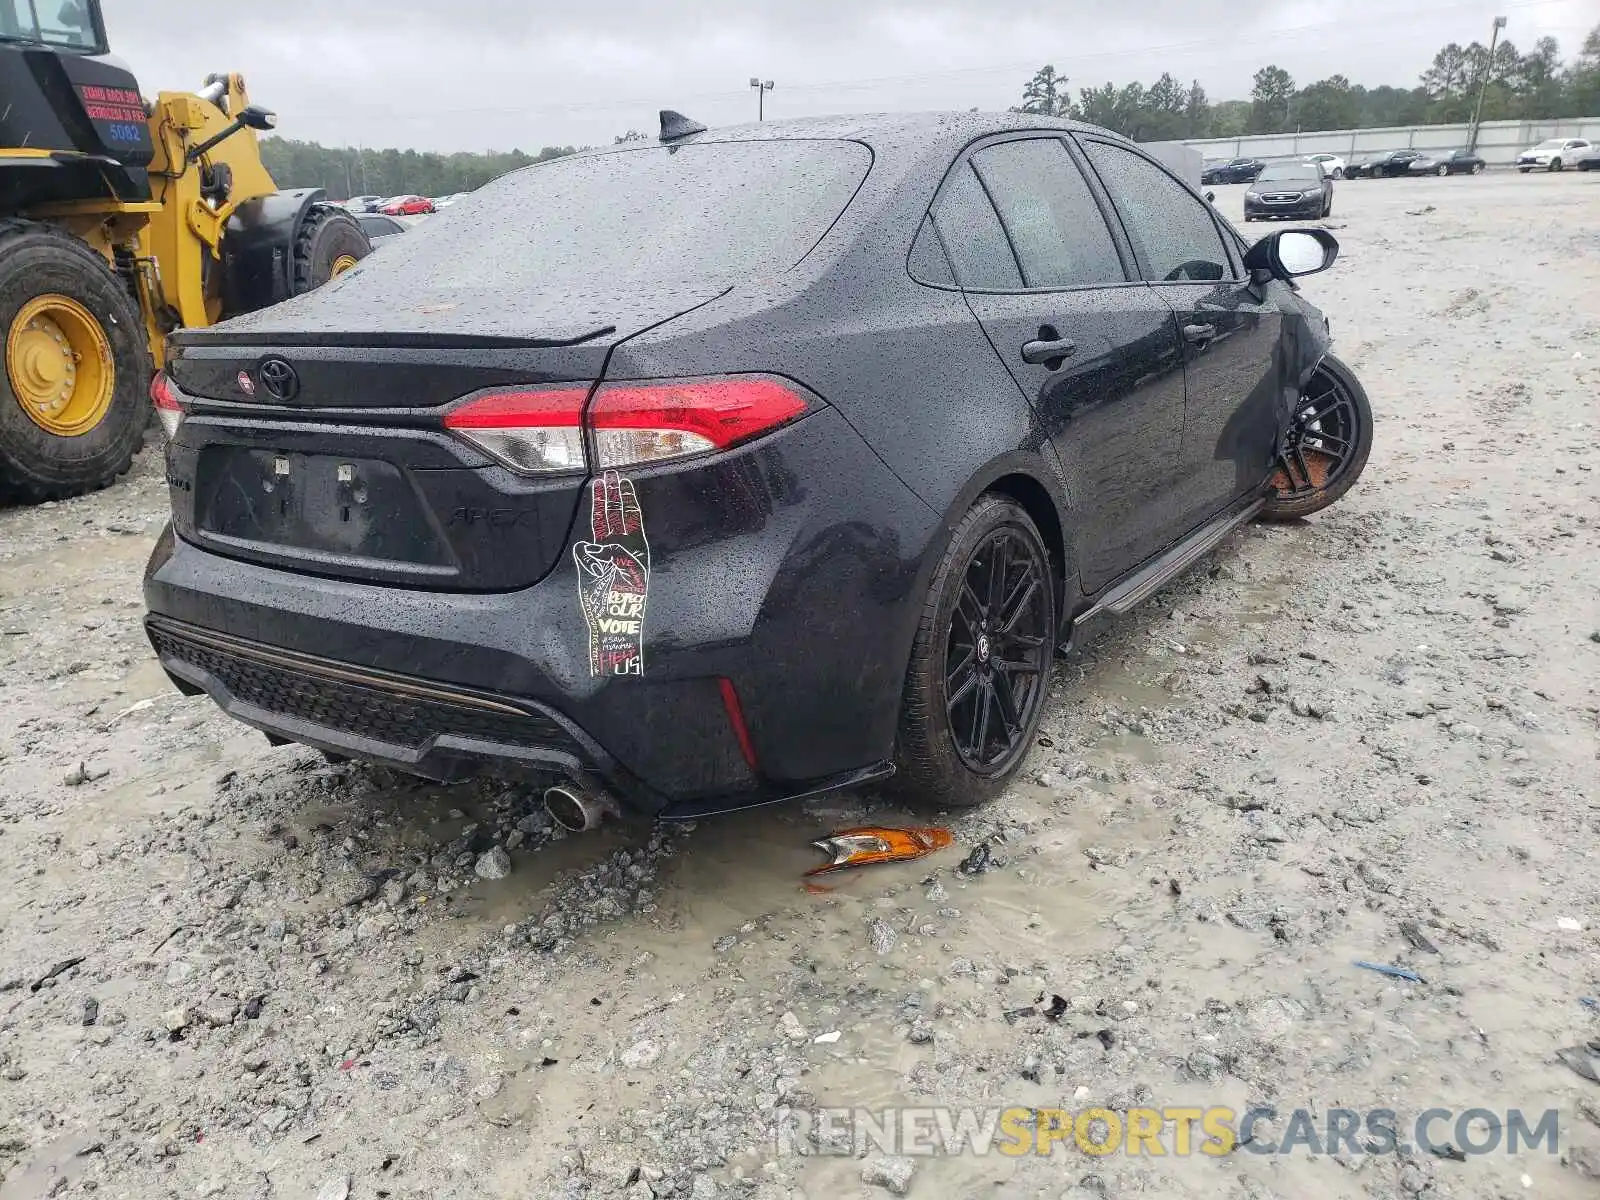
left=143, top=409, right=939, bottom=815
left=144, top=615, right=891, bottom=816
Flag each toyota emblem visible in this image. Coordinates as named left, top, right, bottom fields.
left=257, top=357, right=299, bottom=401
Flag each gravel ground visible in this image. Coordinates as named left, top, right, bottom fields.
left=2, top=170, right=1598, bottom=1200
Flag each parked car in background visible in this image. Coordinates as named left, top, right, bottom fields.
left=1576, top=145, right=1600, bottom=171
left=1201, top=157, right=1265, bottom=184
left=344, top=195, right=384, bottom=213
left=1304, top=153, right=1346, bottom=179
left=1349, top=149, right=1426, bottom=178
left=1244, top=161, right=1333, bottom=221
left=433, top=193, right=466, bottom=209
left=1407, top=148, right=1486, bottom=176
left=382, top=195, right=436, bottom=216
left=1516, top=138, right=1592, bottom=172
left=144, top=111, right=1366, bottom=819
left=354, top=214, right=409, bottom=246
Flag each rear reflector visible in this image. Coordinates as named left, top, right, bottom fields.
left=718, top=677, right=760, bottom=772
left=151, top=372, right=183, bottom=439
left=441, top=376, right=810, bottom=475
left=442, top=387, right=589, bottom=474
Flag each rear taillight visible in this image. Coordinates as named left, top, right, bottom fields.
left=588, top=377, right=809, bottom=469
left=151, top=372, right=183, bottom=439
left=442, top=387, right=588, bottom=474
left=442, top=375, right=810, bottom=475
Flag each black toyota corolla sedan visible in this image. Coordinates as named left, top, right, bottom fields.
left=144, top=111, right=1369, bottom=820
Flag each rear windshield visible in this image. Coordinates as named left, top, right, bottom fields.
left=1257, top=164, right=1319, bottom=181
left=355, top=140, right=871, bottom=291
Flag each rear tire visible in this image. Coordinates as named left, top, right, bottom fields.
left=291, top=205, right=371, bottom=293
left=0, top=221, right=150, bottom=504
left=892, top=495, right=1056, bottom=810
left=1260, top=354, right=1373, bottom=522
left=1472, top=162, right=1484, bottom=175
left=1332, top=168, right=1344, bottom=180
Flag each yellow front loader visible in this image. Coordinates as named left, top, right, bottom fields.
left=0, top=2, right=369, bottom=502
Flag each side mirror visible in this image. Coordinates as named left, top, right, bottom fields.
left=1242, top=228, right=1338, bottom=280
left=239, top=104, right=277, bottom=132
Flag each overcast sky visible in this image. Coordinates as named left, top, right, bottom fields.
left=103, top=0, right=1595, bottom=153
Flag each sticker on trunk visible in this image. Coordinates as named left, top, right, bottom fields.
left=574, top=471, right=650, bottom=677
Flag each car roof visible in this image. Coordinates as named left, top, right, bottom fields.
left=573, top=110, right=1135, bottom=162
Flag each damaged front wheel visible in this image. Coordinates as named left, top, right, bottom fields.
left=1260, top=353, right=1373, bottom=521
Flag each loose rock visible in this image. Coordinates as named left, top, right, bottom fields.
left=861, top=1154, right=916, bottom=1195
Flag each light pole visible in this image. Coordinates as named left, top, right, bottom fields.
left=750, top=77, right=774, bottom=121
left=1469, top=15, right=1507, bottom=152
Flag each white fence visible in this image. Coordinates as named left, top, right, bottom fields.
left=1183, top=116, right=1600, bottom=167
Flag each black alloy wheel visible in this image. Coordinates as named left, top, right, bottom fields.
left=944, top=527, right=1052, bottom=774
left=1260, top=354, right=1373, bottom=521
left=892, top=494, right=1056, bottom=809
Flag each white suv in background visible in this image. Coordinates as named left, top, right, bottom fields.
left=1516, top=138, right=1591, bottom=172
left=1304, top=153, right=1347, bottom=179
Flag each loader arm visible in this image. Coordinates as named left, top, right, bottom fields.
left=143, top=73, right=278, bottom=332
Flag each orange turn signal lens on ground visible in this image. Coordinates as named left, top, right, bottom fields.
left=805, top=826, right=954, bottom=877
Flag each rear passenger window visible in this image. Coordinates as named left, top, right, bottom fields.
left=1081, top=140, right=1233, bottom=284
left=970, top=138, right=1126, bottom=289
left=931, top=164, right=1022, bottom=290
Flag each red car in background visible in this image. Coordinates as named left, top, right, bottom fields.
left=381, top=195, right=435, bottom=216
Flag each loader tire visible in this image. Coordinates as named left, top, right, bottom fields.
left=0, top=221, right=150, bottom=504
left=291, top=205, right=370, bottom=293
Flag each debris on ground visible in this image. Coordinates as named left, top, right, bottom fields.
left=1398, top=920, right=1440, bottom=954
left=29, top=957, right=86, bottom=993
left=1558, top=1044, right=1600, bottom=1085
left=956, top=840, right=998, bottom=876
left=806, top=826, right=953, bottom=877
left=61, top=761, right=110, bottom=786
left=1354, top=961, right=1425, bottom=983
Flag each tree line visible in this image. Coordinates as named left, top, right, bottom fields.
left=256, top=141, right=578, bottom=201
left=1016, top=23, right=1600, bottom=139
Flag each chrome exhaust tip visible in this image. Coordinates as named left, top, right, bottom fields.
left=543, top=783, right=610, bottom=833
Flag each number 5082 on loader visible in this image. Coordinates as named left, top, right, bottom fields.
left=0, top=1, right=371, bottom=502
